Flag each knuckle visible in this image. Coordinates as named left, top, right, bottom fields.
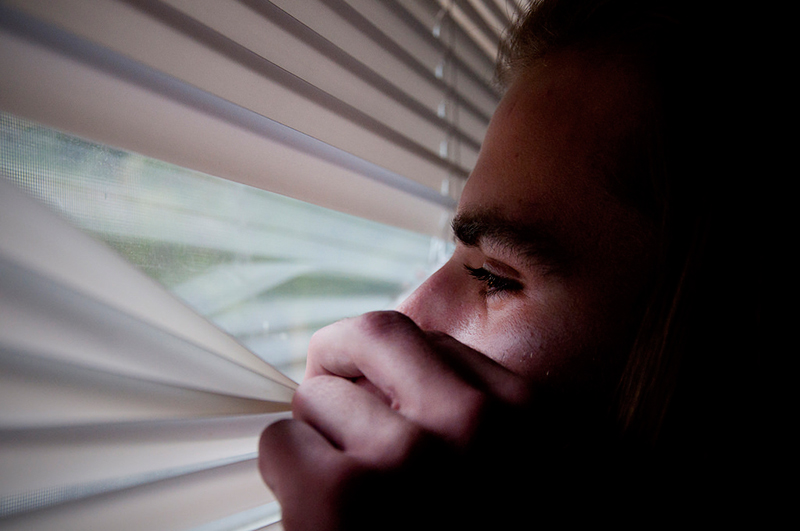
left=453, top=384, right=490, bottom=420
left=305, top=327, right=329, bottom=364
left=290, top=375, right=334, bottom=419
left=365, top=421, right=428, bottom=469
left=404, top=384, right=490, bottom=446
left=446, top=387, right=491, bottom=442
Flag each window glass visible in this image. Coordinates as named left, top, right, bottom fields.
left=1, top=112, right=452, bottom=382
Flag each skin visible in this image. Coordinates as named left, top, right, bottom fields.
left=397, top=50, right=656, bottom=388
left=259, top=51, right=657, bottom=530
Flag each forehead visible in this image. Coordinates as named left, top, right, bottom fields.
left=460, top=51, right=648, bottom=252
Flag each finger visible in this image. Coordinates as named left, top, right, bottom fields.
left=292, top=375, right=423, bottom=466
left=423, top=331, right=532, bottom=406
left=304, top=311, right=499, bottom=443
left=307, top=312, right=527, bottom=403
left=258, top=419, right=354, bottom=531
left=258, top=418, right=343, bottom=496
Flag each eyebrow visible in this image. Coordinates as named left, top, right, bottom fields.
left=451, top=208, right=572, bottom=274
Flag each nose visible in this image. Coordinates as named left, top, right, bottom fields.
left=396, top=261, right=460, bottom=334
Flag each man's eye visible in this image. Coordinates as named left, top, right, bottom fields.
left=464, top=265, right=523, bottom=296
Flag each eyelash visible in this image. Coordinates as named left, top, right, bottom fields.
left=464, top=265, right=523, bottom=296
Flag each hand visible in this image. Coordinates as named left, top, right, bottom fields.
left=257, top=311, right=536, bottom=531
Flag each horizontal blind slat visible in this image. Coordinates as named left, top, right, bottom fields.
left=395, top=0, right=500, bottom=87
left=1, top=0, right=490, bottom=196
left=0, top=459, right=278, bottom=531
left=126, top=0, right=473, bottom=178
left=0, top=152, right=292, bottom=530
left=0, top=173, right=296, bottom=389
left=0, top=7, right=456, bottom=237
left=0, top=257, right=295, bottom=402
left=237, top=0, right=486, bottom=150
left=379, top=0, right=502, bottom=114
left=279, top=0, right=496, bottom=124
left=0, top=414, right=285, bottom=503
left=0, top=345, right=289, bottom=428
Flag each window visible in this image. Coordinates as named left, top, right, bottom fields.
left=1, top=112, right=449, bottom=383
left=0, top=1, right=515, bottom=528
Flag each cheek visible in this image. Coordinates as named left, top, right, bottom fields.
left=455, top=299, right=550, bottom=378
left=458, top=292, right=600, bottom=383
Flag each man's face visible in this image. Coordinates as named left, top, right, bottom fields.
left=397, top=52, right=656, bottom=389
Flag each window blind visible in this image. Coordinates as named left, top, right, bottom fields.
left=0, top=0, right=518, bottom=529
left=0, top=0, right=517, bottom=238
left=0, top=177, right=295, bottom=530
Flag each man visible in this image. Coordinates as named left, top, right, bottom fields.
left=259, top=0, right=760, bottom=528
